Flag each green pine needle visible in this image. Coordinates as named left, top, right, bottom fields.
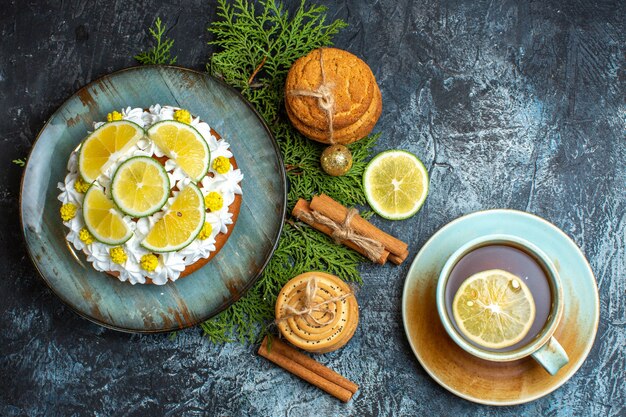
left=135, top=17, right=178, bottom=65
left=208, top=0, right=347, bottom=124
left=278, top=120, right=379, bottom=207
left=12, top=158, right=26, bottom=167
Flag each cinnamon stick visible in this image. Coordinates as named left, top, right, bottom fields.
left=258, top=336, right=357, bottom=402
left=389, top=249, right=410, bottom=265
left=270, top=337, right=359, bottom=394
left=310, top=194, right=409, bottom=257
left=293, top=199, right=390, bottom=265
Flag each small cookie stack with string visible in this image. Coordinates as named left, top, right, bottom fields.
left=257, top=271, right=360, bottom=402
left=285, top=47, right=382, bottom=176
left=275, top=271, right=359, bottom=353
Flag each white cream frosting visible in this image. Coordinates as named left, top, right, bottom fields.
left=57, top=105, right=243, bottom=285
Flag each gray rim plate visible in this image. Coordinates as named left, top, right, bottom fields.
left=20, top=66, right=286, bottom=333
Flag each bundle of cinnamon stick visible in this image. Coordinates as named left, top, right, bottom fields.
left=293, top=194, right=409, bottom=265
left=258, top=336, right=359, bottom=402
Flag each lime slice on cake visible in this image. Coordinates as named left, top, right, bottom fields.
left=453, top=269, right=536, bottom=349
left=110, top=156, right=170, bottom=218
left=78, top=120, right=144, bottom=183
left=82, top=185, right=132, bottom=245
left=147, top=121, right=210, bottom=182
left=363, top=150, right=429, bottom=220
left=141, top=183, right=205, bottom=252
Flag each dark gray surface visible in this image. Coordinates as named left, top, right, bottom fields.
left=1, top=0, right=624, bottom=416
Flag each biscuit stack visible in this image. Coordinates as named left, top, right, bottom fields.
left=275, top=271, right=359, bottom=353
left=285, top=48, right=382, bottom=145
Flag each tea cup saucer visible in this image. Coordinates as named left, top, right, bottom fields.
left=401, top=209, right=599, bottom=405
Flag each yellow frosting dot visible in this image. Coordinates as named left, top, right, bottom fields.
left=60, top=203, right=77, bottom=222
left=204, top=192, right=224, bottom=212
left=109, top=246, right=127, bottom=265
left=173, top=109, right=192, bottom=124
left=107, top=111, right=123, bottom=122
left=79, top=227, right=94, bottom=244
left=140, top=253, right=159, bottom=272
left=212, top=156, right=231, bottom=174
left=198, top=222, right=213, bottom=240
left=74, top=176, right=91, bottom=193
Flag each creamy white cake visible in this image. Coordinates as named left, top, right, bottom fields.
left=58, top=105, right=243, bottom=285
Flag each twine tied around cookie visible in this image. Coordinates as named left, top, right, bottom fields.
left=277, top=277, right=353, bottom=326
left=287, top=48, right=335, bottom=143
left=296, top=208, right=386, bottom=263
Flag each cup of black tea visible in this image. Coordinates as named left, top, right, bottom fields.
left=436, top=234, right=569, bottom=375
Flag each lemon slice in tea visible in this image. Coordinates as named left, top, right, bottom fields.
left=78, top=120, right=144, bottom=183
left=82, top=185, right=132, bottom=245
left=110, top=156, right=170, bottom=218
left=141, top=183, right=205, bottom=252
left=453, top=269, right=536, bottom=349
left=363, top=150, right=429, bottom=220
left=147, top=121, right=210, bottom=182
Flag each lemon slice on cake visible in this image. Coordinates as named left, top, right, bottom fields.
left=453, top=269, right=536, bottom=349
left=141, top=183, right=205, bottom=252
left=363, top=150, right=429, bottom=220
left=82, top=185, right=132, bottom=245
left=147, top=120, right=210, bottom=182
left=110, top=156, right=170, bottom=218
left=78, top=120, right=144, bottom=183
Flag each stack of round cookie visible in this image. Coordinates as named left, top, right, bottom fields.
left=285, top=47, right=382, bottom=145
left=275, top=271, right=359, bottom=353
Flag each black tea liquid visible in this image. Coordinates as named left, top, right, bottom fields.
left=444, top=244, right=553, bottom=352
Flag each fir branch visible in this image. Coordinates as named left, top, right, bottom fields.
left=208, top=0, right=376, bottom=209
left=199, top=0, right=378, bottom=344
left=135, top=17, right=177, bottom=65
left=208, top=0, right=347, bottom=124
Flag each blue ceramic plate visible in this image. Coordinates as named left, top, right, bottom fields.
left=402, top=209, right=600, bottom=405
left=20, top=66, right=286, bottom=333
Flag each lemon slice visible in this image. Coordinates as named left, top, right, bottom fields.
left=110, top=156, right=170, bottom=218
left=363, top=150, right=429, bottom=220
left=453, top=269, right=536, bottom=349
left=141, top=183, right=205, bottom=252
left=82, top=185, right=132, bottom=245
left=78, top=121, right=144, bottom=183
left=147, top=121, right=210, bottom=182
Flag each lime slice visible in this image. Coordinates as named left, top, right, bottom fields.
left=141, top=183, right=205, bottom=252
left=82, top=185, right=132, bottom=245
left=363, top=150, right=429, bottom=220
left=147, top=121, right=210, bottom=182
left=78, top=120, right=144, bottom=183
left=453, top=269, right=536, bottom=349
left=110, top=156, right=170, bottom=218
